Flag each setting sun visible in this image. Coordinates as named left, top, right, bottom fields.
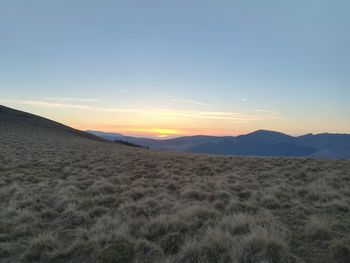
left=125, top=128, right=181, bottom=138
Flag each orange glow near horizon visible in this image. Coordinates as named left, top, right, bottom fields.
left=3, top=102, right=349, bottom=138
left=125, top=128, right=181, bottom=138
left=70, top=123, right=245, bottom=138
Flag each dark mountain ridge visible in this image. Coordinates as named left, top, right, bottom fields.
left=0, top=105, right=108, bottom=142
left=88, top=129, right=350, bottom=159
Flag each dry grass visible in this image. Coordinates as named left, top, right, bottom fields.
left=1, top=110, right=350, bottom=262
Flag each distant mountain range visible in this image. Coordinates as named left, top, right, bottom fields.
left=86, top=130, right=350, bottom=159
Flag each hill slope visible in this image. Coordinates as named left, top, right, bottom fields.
left=87, top=130, right=226, bottom=151
left=0, top=105, right=107, bottom=142
left=1, top=105, right=350, bottom=263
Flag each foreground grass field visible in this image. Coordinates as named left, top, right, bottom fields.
left=1, top=106, right=350, bottom=263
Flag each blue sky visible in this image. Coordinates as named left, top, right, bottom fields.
left=1, top=1, right=349, bottom=137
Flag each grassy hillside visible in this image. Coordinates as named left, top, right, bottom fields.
left=1, top=106, right=350, bottom=263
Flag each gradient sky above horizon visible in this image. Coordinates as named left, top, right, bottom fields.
left=1, top=1, right=350, bottom=138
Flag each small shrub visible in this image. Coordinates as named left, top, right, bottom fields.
left=24, top=232, right=58, bottom=261
left=220, top=213, right=252, bottom=236
left=238, top=190, right=252, bottom=200
left=329, top=238, right=350, bottom=263
left=89, top=206, right=109, bottom=218
left=134, top=239, right=163, bottom=263
left=304, top=217, right=331, bottom=241
left=181, top=205, right=219, bottom=230
left=240, top=226, right=290, bottom=263
left=98, top=239, right=134, bottom=263
left=261, top=195, right=281, bottom=210
left=326, top=200, right=349, bottom=213
left=179, top=227, right=233, bottom=263
left=59, top=210, right=88, bottom=227
left=213, top=200, right=227, bottom=211
left=143, top=215, right=187, bottom=241
left=159, top=232, right=183, bottom=254
left=182, top=189, right=207, bottom=201
left=50, top=238, right=93, bottom=261
left=0, top=242, right=15, bottom=257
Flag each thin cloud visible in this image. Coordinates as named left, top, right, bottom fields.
left=171, top=98, right=211, bottom=106
left=0, top=99, right=140, bottom=112
left=43, top=98, right=99, bottom=102
left=117, top=89, right=132, bottom=94
left=240, top=98, right=247, bottom=102
left=4, top=100, right=93, bottom=110
left=255, top=109, right=278, bottom=115
left=1, top=99, right=280, bottom=123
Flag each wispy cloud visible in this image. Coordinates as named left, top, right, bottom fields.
left=3, top=100, right=93, bottom=109
left=117, top=89, right=132, bottom=94
left=1, top=99, right=280, bottom=123
left=43, top=98, right=99, bottom=102
left=171, top=98, right=210, bottom=106
left=1, top=99, right=136, bottom=112
left=240, top=98, right=247, bottom=102
left=255, top=109, right=278, bottom=115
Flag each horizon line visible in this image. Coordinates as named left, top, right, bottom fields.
left=1, top=104, right=349, bottom=139
left=84, top=128, right=350, bottom=140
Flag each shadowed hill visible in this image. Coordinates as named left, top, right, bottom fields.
left=88, top=129, right=350, bottom=159
left=0, top=105, right=108, bottom=143
left=85, top=130, right=124, bottom=141
left=86, top=130, right=225, bottom=151
left=187, top=130, right=350, bottom=158
left=186, top=130, right=316, bottom=157
left=235, top=129, right=294, bottom=143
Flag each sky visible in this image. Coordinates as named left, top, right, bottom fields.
left=1, top=0, right=350, bottom=138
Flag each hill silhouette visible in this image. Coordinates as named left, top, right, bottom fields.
left=0, top=105, right=107, bottom=142
left=88, top=129, right=350, bottom=159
